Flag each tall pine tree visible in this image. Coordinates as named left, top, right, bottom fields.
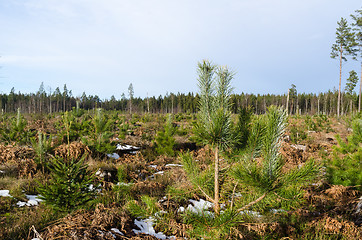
left=351, top=9, right=362, bottom=112
left=331, top=17, right=357, bottom=116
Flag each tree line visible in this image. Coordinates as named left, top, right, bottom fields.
left=0, top=82, right=360, bottom=116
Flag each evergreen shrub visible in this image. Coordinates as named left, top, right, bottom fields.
left=37, top=155, right=97, bottom=212
left=326, top=118, right=362, bottom=189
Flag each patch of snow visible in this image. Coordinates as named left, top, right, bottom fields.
left=270, top=209, right=286, bottom=214
left=155, top=210, right=167, bottom=218
left=154, top=171, right=164, bottom=175
left=111, top=228, right=124, bottom=236
left=116, top=182, right=133, bottom=187
left=178, top=206, right=185, bottom=212
left=182, top=199, right=214, bottom=217
left=117, top=144, right=140, bottom=150
left=290, top=144, right=307, bottom=151
left=158, top=196, right=168, bottom=203
left=233, top=192, right=243, bottom=198
left=17, top=195, right=43, bottom=207
left=96, top=169, right=105, bottom=177
left=0, top=190, right=12, bottom=197
left=107, top=153, right=120, bottom=159
left=356, top=196, right=362, bottom=214
left=165, top=164, right=183, bottom=167
left=133, top=218, right=168, bottom=239
left=0, top=170, right=5, bottom=174
left=239, top=210, right=262, bottom=218
left=149, top=165, right=158, bottom=169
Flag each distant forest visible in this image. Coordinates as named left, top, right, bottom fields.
left=1, top=82, right=360, bottom=116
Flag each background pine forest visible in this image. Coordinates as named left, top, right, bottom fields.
left=0, top=84, right=359, bottom=116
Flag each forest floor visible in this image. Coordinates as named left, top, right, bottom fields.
left=0, top=113, right=361, bottom=239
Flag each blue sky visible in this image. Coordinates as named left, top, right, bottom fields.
left=0, top=0, right=361, bottom=99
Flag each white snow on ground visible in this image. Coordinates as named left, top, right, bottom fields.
left=1, top=190, right=44, bottom=207
left=0, top=170, right=5, bottom=174
left=117, top=182, right=133, bottom=187
left=133, top=218, right=169, bottom=239
left=239, top=210, right=262, bottom=218
left=187, top=199, right=214, bottom=213
left=0, top=190, right=12, bottom=197
left=111, top=228, right=124, bottom=235
left=178, top=199, right=214, bottom=217
left=178, top=206, right=185, bottom=213
left=356, top=196, right=362, bottom=214
left=17, top=195, right=43, bottom=207
left=233, top=192, right=243, bottom=198
left=116, top=144, right=140, bottom=150
left=149, top=165, right=158, bottom=169
left=270, top=209, right=286, bottom=214
left=165, top=164, right=183, bottom=167
left=154, top=171, right=164, bottom=175
left=107, top=153, right=120, bottom=159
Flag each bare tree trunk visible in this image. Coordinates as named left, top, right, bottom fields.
left=359, top=62, right=362, bottom=112
left=172, top=95, right=174, bottom=114
left=337, top=44, right=342, bottom=117
left=341, top=92, right=344, bottom=116
left=286, top=89, right=290, bottom=115
left=214, top=147, right=220, bottom=215
left=147, top=93, right=150, bottom=113
left=129, top=98, right=132, bottom=115
left=317, top=97, right=320, bottom=115
left=49, top=94, right=52, bottom=114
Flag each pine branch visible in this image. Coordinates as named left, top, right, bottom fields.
left=237, top=192, right=267, bottom=212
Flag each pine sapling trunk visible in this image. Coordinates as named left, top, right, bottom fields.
left=214, top=146, right=220, bottom=215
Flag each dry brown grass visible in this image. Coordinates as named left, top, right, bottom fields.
left=306, top=216, right=362, bottom=239
left=0, top=144, right=34, bottom=164
left=54, top=141, right=91, bottom=161
left=40, top=203, right=163, bottom=240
